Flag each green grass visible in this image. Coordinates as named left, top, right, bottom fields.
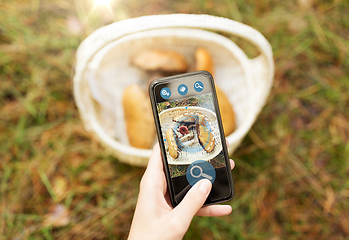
left=1, top=0, right=349, bottom=239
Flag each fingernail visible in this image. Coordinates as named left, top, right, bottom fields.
left=198, top=180, right=211, bottom=195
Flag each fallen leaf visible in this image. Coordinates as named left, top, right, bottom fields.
left=43, top=204, right=70, bottom=227
left=298, top=0, right=316, bottom=10
left=288, top=17, right=309, bottom=34
left=52, top=176, right=69, bottom=202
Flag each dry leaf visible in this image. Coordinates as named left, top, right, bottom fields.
left=52, top=176, right=69, bottom=202
left=66, top=153, right=85, bottom=170
left=298, top=0, right=316, bottom=10
left=43, top=204, right=70, bottom=227
left=91, top=160, right=115, bottom=180
left=288, top=17, right=309, bottom=34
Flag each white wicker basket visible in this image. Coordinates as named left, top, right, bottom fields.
left=73, top=14, right=274, bottom=166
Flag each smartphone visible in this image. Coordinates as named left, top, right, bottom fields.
left=149, top=71, right=235, bottom=207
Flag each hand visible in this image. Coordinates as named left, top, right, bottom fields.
left=128, top=143, right=235, bottom=240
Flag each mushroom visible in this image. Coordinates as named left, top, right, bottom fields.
left=166, top=128, right=178, bottom=159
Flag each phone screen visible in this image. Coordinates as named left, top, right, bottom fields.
left=150, top=71, right=234, bottom=206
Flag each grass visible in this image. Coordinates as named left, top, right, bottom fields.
left=0, top=0, right=349, bottom=239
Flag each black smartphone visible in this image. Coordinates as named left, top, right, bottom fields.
left=149, top=71, right=235, bottom=207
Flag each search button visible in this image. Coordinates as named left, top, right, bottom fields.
left=194, top=81, right=204, bottom=92
left=186, top=160, right=216, bottom=186
left=190, top=166, right=213, bottom=180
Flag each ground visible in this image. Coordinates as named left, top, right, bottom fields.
left=0, top=0, right=348, bottom=239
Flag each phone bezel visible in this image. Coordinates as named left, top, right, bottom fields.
left=148, top=71, right=235, bottom=207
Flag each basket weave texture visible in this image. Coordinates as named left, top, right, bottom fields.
left=73, top=14, right=274, bottom=166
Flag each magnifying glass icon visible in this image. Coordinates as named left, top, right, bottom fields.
left=195, top=83, right=203, bottom=89
left=190, top=165, right=213, bottom=180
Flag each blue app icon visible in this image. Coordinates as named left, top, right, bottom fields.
left=160, top=87, right=171, bottom=99
left=194, top=81, right=204, bottom=92
left=186, top=160, right=216, bottom=186
left=178, top=84, right=188, bottom=96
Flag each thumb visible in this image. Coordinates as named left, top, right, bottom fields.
left=173, top=179, right=212, bottom=224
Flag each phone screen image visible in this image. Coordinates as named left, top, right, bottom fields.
left=150, top=72, right=234, bottom=206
